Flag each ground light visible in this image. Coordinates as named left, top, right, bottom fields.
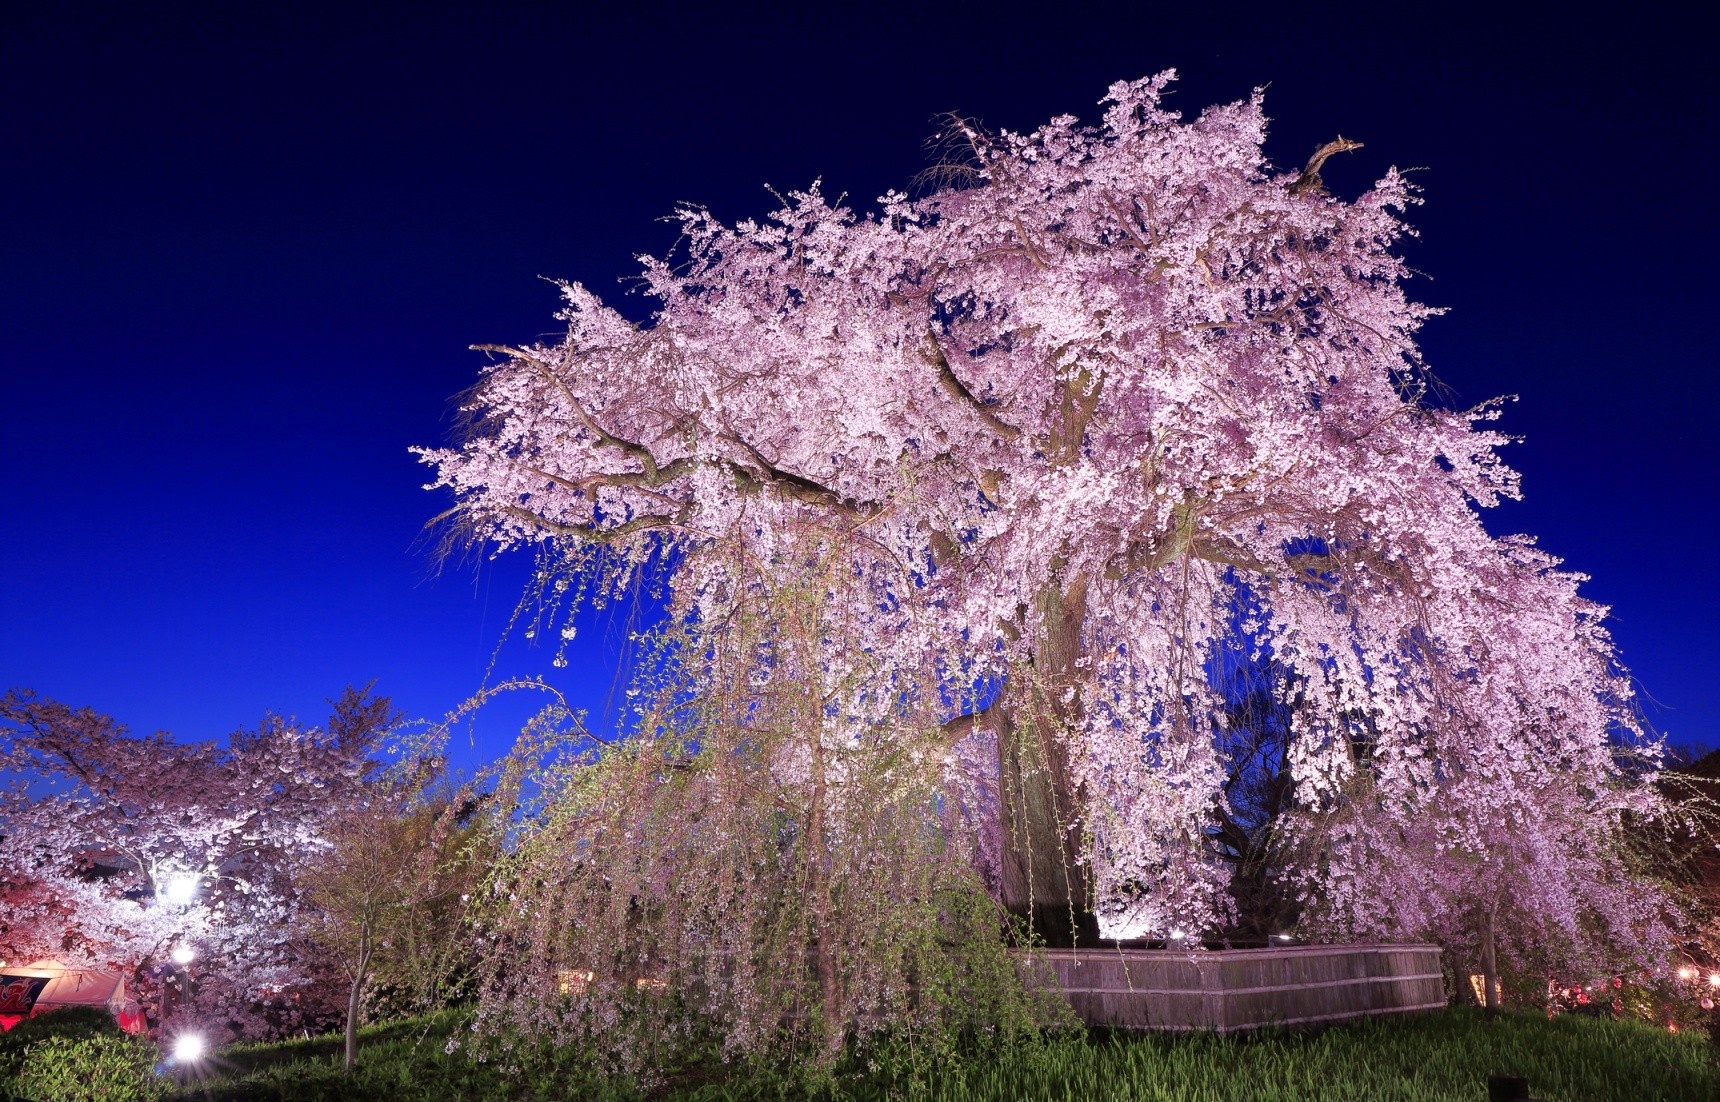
left=170, top=944, right=195, bottom=966
left=173, top=1033, right=206, bottom=1063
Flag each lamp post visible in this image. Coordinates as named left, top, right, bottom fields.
left=164, top=943, right=206, bottom=1068
left=157, top=868, right=198, bottom=1034
left=167, top=943, right=194, bottom=1034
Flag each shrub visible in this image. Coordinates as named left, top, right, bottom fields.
left=14, top=1033, right=168, bottom=1102
left=0, top=1007, right=125, bottom=1087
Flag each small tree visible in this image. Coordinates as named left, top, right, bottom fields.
left=302, top=787, right=490, bottom=1072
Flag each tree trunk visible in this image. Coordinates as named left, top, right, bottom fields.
left=994, top=575, right=1100, bottom=948
left=1481, top=902, right=1500, bottom=1018
left=345, top=931, right=371, bottom=1074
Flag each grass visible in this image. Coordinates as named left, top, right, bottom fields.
left=180, top=1008, right=1717, bottom=1101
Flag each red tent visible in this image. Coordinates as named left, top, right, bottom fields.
left=0, top=960, right=145, bottom=1033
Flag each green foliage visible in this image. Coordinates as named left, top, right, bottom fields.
left=0, top=1006, right=125, bottom=1086
left=14, top=1033, right=167, bottom=1102
left=844, top=1011, right=1718, bottom=1102
left=194, top=1012, right=514, bottom=1102
left=457, top=586, right=1071, bottom=1088
left=184, top=1008, right=1717, bottom=1101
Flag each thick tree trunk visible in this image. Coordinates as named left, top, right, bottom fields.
left=994, top=575, right=1100, bottom=948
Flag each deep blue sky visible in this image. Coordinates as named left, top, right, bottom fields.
left=3, top=5, right=1715, bottom=765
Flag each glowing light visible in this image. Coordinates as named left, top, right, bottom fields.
left=1169, top=929, right=1187, bottom=941
left=1709, top=973, right=1720, bottom=988
left=170, top=944, right=195, bottom=966
left=1679, top=967, right=1696, bottom=981
left=173, top=1034, right=206, bottom=1062
left=163, top=874, right=198, bottom=907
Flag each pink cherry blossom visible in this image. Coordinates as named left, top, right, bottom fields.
left=421, top=74, right=1681, bottom=999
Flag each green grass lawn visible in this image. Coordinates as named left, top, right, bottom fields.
left=185, top=1008, right=1718, bottom=1101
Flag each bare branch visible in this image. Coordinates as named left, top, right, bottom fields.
left=1288, top=135, right=1364, bottom=197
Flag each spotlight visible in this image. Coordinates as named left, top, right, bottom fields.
left=163, top=875, right=198, bottom=907
left=170, top=945, right=195, bottom=966
left=173, top=1034, right=206, bottom=1062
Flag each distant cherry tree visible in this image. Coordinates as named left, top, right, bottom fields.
left=422, top=72, right=1677, bottom=989
left=0, top=687, right=399, bottom=1040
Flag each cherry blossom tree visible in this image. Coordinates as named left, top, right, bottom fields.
left=0, top=687, right=399, bottom=1040
left=420, top=71, right=1677, bottom=983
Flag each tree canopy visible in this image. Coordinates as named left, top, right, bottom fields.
left=0, top=686, right=400, bottom=1040
left=420, top=72, right=1682, bottom=1025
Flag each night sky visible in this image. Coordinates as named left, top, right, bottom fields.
left=4, top=5, right=1715, bottom=766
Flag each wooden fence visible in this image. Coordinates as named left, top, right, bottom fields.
left=1018, top=943, right=1447, bottom=1032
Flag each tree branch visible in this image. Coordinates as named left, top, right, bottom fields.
left=923, top=331, right=1022, bottom=439
left=1288, top=136, right=1364, bottom=197
left=471, top=344, right=661, bottom=480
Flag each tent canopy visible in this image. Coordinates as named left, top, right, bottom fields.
left=14, top=959, right=127, bottom=1013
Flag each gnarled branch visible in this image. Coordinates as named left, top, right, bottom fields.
left=923, top=331, right=1022, bottom=439
left=1288, top=136, right=1364, bottom=197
